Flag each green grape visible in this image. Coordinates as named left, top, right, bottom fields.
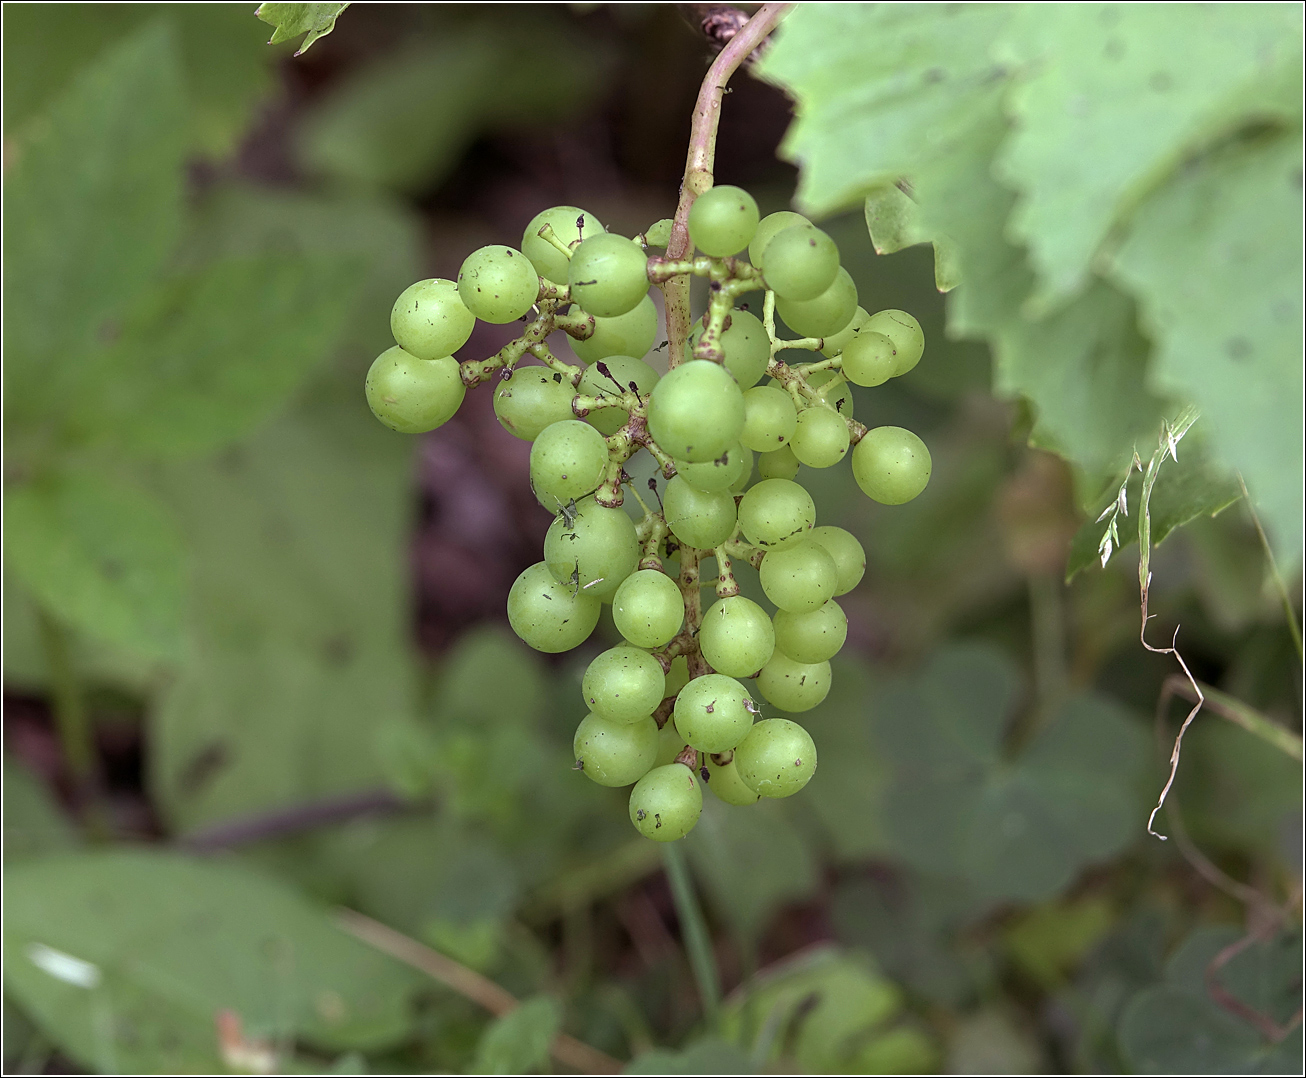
left=673, top=673, right=755, bottom=753
left=807, top=369, right=854, bottom=419
left=705, top=752, right=760, bottom=805
left=700, top=595, right=775, bottom=677
left=689, top=309, right=771, bottom=387
left=755, top=652, right=831, bottom=713
left=544, top=495, right=638, bottom=601
left=662, top=475, right=737, bottom=550
left=656, top=721, right=688, bottom=766
left=529, top=420, right=610, bottom=507
left=568, top=233, right=650, bottom=318
left=493, top=366, right=577, bottom=441
left=865, top=309, right=925, bottom=376
left=613, top=569, right=684, bottom=648
left=663, top=654, right=690, bottom=698
left=390, top=278, right=475, bottom=360
left=740, top=385, right=798, bottom=453
left=366, top=347, right=465, bottom=433
left=808, top=526, right=866, bottom=595
left=629, top=762, right=702, bottom=841
left=737, top=478, right=816, bottom=551
left=852, top=426, right=931, bottom=504
left=677, top=442, right=747, bottom=494
left=758, top=540, right=838, bottom=613
left=773, top=599, right=847, bottom=664
left=820, top=306, right=870, bottom=358
left=578, top=354, right=660, bottom=435
left=840, top=330, right=897, bottom=388
left=521, top=205, right=604, bottom=284
left=730, top=446, right=755, bottom=493
left=749, top=210, right=810, bottom=268
left=574, top=712, right=658, bottom=786
left=790, top=406, right=850, bottom=468
left=757, top=444, right=800, bottom=481
left=776, top=267, right=858, bottom=338
left=733, top=717, right=817, bottom=797
left=570, top=296, right=658, bottom=364
left=508, top=562, right=601, bottom=653
left=762, top=225, right=839, bottom=301
left=688, top=184, right=760, bottom=257
left=457, top=245, right=540, bottom=324
left=647, top=360, right=745, bottom=463
left=583, top=645, right=666, bottom=722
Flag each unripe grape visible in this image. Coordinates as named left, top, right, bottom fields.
left=840, top=330, right=897, bottom=388
left=522, top=205, right=604, bottom=284
left=570, top=296, right=658, bottom=364
left=673, top=673, right=755, bottom=753
left=689, top=309, right=771, bottom=388
left=544, top=495, right=638, bottom=601
left=508, top=562, right=601, bottom=653
left=740, top=385, right=798, bottom=453
left=820, top=306, right=870, bottom=358
left=663, top=655, right=690, bottom=698
left=629, top=762, right=702, bottom=841
left=757, top=445, right=800, bottom=481
left=656, top=722, right=688, bottom=766
left=808, top=526, right=866, bottom=595
left=762, top=225, right=840, bottom=301
left=730, top=446, right=755, bottom=493
left=705, top=753, right=760, bottom=805
left=759, top=540, right=839, bottom=613
left=749, top=210, right=810, bottom=268
left=676, top=442, right=747, bottom=494
left=613, top=569, right=684, bottom=648
left=647, top=360, right=745, bottom=463
left=700, top=595, right=775, bottom=677
left=734, top=717, right=817, bottom=797
left=756, top=653, right=832, bottom=713
left=569, top=233, right=650, bottom=318
left=852, top=426, right=931, bottom=504
left=808, top=369, right=854, bottom=419
left=493, top=366, right=576, bottom=441
left=790, top=406, right=850, bottom=468
left=865, top=309, right=925, bottom=376
left=583, top=646, right=666, bottom=722
left=663, top=476, right=737, bottom=550
left=578, top=354, right=660, bottom=435
left=737, top=478, right=816, bottom=551
left=390, top=279, right=475, bottom=360
left=529, top=420, right=609, bottom=508
left=688, top=184, right=760, bottom=257
left=574, top=712, right=658, bottom=786
left=776, top=267, right=858, bottom=338
left=773, top=600, right=847, bottom=664
left=457, top=245, right=540, bottom=323
left=366, top=347, right=465, bottom=433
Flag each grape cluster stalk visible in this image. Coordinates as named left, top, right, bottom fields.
left=365, top=187, right=932, bottom=843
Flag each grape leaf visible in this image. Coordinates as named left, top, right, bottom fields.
left=472, top=996, right=561, bottom=1076
left=255, top=2, right=349, bottom=56
left=862, top=185, right=960, bottom=292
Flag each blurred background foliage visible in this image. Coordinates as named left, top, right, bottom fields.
left=2, top=4, right=1301, bottom=1074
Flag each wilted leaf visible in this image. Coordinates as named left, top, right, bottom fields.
left=472, top=995, right=561, bottom=1076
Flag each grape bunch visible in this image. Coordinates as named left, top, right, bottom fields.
left=365, top=186, right=931, bottom=843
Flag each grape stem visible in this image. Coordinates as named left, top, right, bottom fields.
left=713, top=545, right=740, bottom=597
left=536, top=222, right=576, bottom=261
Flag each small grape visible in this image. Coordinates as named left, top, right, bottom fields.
left=758, top=540, right=839, bottom=613
left=508, top=562, right=601, bottom=653
left=730, top=446, right=755, bottom=493
left=852, top=426, right=931, bottom=504
left=808, top=526, right=866, bottom=595
left=689, top=309, right=771, bottom=387
left=776, top=267, right=858, bottom=338
left=578, top=354, right=660, bottom=435
left=704, top=753, right=760, bottom=805
left=569, top=234, right=650, bottom=318
left=757, top=444, right=800, bottom=481
left=629, top=763, right=702, bottom=841
left=820, top=306, right=870, bottom=359
left=676, top=442, right=747, bottom=494
left=529, top=420, right=610, bottom=507
left=543, top=495, right=638, bottom=602
left=840, top=330, right=897, bottom=388
left=790, top=407, right=850, bottom=468
left=773, top=599, right=847, bottom=664
left=613, top=569, right=684, bottom=648
left=656, top=722, right=688, bottom=766
left=748, top=210, right=810, bottom=268
left=583, top=645, right=666, bottom=722
left=457, top=245, right=540, bottom=323
left=647, top=360, right=745, bottom=463
left=522, top=206, right=604, bottom=284
left=699, top=595, right=775, bottom=677
left=688, top=184, right=760, bottom=257
left=673, top=673, right=755, bottom=753
left=390, top=279, right=475, bottom=360
left=662, top=475, right=737, bottom=550
left=366, top=347, right=465, bottom=433
left=493, top=366, right=576, bottom=441
left=733, top=718, right=817, bottom=797
left=574, top=712, right=658, bottom=786
left=755, top=652, right=831, bottom=713
left=570, top=296, right=658, bottom=365
left=737, top=478, right=816, bottom=551
left=865, top=309, right=924, bottom=376
left=663, top=655, right=690, bottom=698
left=761, top=225, right=839, bottom=301
left=740, top=385, right=798, bottom=453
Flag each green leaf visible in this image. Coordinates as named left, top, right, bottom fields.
left=862, top=185, right=960, bottom=292
left=1108, top=131, right=1304, bottom=564
left=2, top=850, right=422, bottom=1072
left=625, top=1037, right=756, bottom=1075
left=2, top=469, right=186, bottom=661
left=255, top=3, right=349, bottom=56
left=472, top=995, right=561, bottom=1076
left=2, top=758, right=81, bottom=864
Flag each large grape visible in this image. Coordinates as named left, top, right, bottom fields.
left=699, top=595, right=775, bottom=677
left=676, top=442, right=748, bottom=494
left=865, top=309, right=924, bottom=376
left=629, top=763, right=702, bottom=841
left=662, top=475, right=737, bottom=549
left=672, top=673, right=755, bottom=753
left=613, top=570, right=684, bottom=648
left=737, top=478, right=816, bottom=551
left=761, top=225, right=839, bottom=300
left=571, top=297, right=658, bottom=365
left=508, top=562, right=601, bottom=653
left=755, top=652, right=831, bottom=712
left=457, top=245, right=540, bottom=323
left=646, top=360, right=745, bottom=463
left=748, top=210, right=810, bottom=268
left=583, top=646, right=666, bottom=722
left=689, top=309, right=771, bottom=387
left=840, top=330, right=897, bottom=388
left=852, top=426, right=931, bottom=504
left=366, top=347, right=465, bottom=433
left=758, top=540, right=839, bottom=613
left=574, top=712, right=658, bottom=786
left=688, top=184, right=760, bottom=257
left=543, top=495, right=638, bottom=601
left=493, top=366, right=576, bottom=441
left=776, top=267, right=858, bottom=338
left=790, top=406, right=850, bottom=468
left=578, top=354, right=660, bottom=435
left=569, top=234, right=650, bottom=318
left=808, top=526, right=866, bottom=595
left=522, top=205, right=604, bottom=284
left=704, top=753, right=760, bottom=805
left=390, top=278, right=475, bottom=360
left=733, top=718, right=817, bottom=798
left=740, top=385, right=797, bottom=453
left=773, top=600, right=847, bottom=664
left=529, top=420, right=609, bottom=507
